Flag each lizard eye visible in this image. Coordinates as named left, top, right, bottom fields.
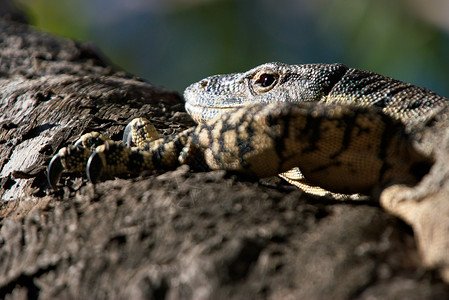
left=255, top=73, right=276, bottom=88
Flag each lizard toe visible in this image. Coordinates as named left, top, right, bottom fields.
left=123, top=117, right=159, bottom=148
left=86, top=151, right=104, bottom=184
left=47, top=154, right=64, bottom=190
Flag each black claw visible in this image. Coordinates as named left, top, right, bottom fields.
left=123, top=122, right=133, bottom=148
left=47, top=154, right=64, bottom=190
left=86, top=151, right=103, bottom=184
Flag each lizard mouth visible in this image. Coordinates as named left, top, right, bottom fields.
left=185, top=102, right=243, bottom=124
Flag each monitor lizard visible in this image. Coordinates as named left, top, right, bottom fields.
left=47, top=62, right=449, bottom=281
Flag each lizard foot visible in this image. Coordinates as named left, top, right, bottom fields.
left=48, top=118, right=163, bottom=189
left=86, top=117, right=170, bottom=183
left=47, top=132, right=109, bottom=189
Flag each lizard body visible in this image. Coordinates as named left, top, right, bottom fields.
left=48, top=62, right=449, bottom=280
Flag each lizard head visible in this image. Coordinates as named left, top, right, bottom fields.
left=184, top=62, right=348, bottom=123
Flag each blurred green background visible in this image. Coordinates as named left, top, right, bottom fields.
left=14, top=0, right=449, bottom=96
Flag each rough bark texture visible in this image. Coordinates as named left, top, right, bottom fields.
left=0, top=17, right=448, bottom=299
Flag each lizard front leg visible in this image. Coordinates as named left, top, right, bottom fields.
left=85, top=102, right=430, bottom=197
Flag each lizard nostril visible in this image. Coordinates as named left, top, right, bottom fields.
left=200, top=80, right=208, bottom=88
